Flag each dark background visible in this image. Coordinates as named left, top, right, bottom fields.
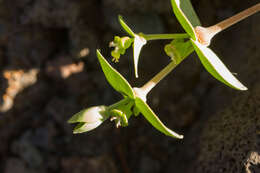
left=0, top=0, right=259, bottom=173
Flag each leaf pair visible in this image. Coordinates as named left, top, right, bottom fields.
left=170, top=0, right=247, bottom=90
left=97, top=50, right=183, bottom=139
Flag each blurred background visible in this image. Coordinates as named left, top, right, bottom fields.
left=0, top=0, right=259, bottom=173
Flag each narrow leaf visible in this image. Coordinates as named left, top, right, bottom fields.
left=133, top=35, right=147, bottom=78
left=135, top=97, right=183, bottom=139
left=73, top=122, right=102, bottom=134
left=96, top=50, right=135, bottom=98
left=118, top=15, right=136, bottom=37
left=180, top=0, right=201, bottom=27
left=170, top=0, right=200, bottom=40
left=191, top=40, right=247, bottom=90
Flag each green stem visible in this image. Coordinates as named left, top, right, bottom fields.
left=107, top=97, right=130, bottom=110
left=139, top=53, right=190, bottom=96
left=141, top=33, right=189, bottom=41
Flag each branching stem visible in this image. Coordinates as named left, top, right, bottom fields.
left=140, top=61, right=177, bottom=96
left=209, top=3, right=260, bottom=34
left=142, top=33, right=189, bottom=41
left=195, top=3, right=260, bottom=46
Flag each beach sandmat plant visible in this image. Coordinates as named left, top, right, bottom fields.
left=68, top=0, right=259, bottom=138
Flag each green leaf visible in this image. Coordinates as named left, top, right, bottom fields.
left=180, top=0, right=201, bottom=27
left=73, top=122, right=103, bottom=134
left=191, top=40, right=247, bottom=90
left=164, top=39, right=194, bottom=64
left=135, top=97, right=183, bottom=139
left=118, top=15, right=136, bottom=37
left=133, top=35, right=147, bottom=78
left=96, top=50, right=135, bottom=98
left=170, top=0, right=201, bottom=40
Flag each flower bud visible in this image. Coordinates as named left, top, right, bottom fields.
left=68, top=105, right=108, bottom=134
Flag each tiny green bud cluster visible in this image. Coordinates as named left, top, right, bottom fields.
left=164, top=39, right=194, bottom=64
left=109, top=36, right=133, bottom=62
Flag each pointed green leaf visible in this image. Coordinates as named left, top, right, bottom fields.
left=73, top=122, right=102, bottom=134
left=96, top=50, right=135, bottom=98
left=191, top=40, right=247, bottom=90
left=118, top=15, right=136, bottom=37
left=180, top=0, right=201, bottom=27
left=133, top=35, right=147, bottom=78
left=135, top=97, right=183, bottom=139
left=170, top=0, right=201, bottom=40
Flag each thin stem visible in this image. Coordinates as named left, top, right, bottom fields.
left=142, top=33, right=189, bottom=41
left=108, top=97, right=130, bottom=110
left=207, top=3, right=260, bottom=35
left=195, top=3, right=260, bottom=45
left=140, top=61, right=177, bottom=96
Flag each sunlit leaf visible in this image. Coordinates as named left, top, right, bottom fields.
left=170, top=0, right=201, bottom=40
left=191, top=40, right=247, bottom=90
left=118, top=15, right=136, bottom=37
left=73, top=122, right=102, bottom=134
left=96, top=50, right=135, bottom=98
left=180, top=0, right=201, bottom=27
left=135, top=97, right=183, bottom=139
left=133, top=35, right=147, bottom=78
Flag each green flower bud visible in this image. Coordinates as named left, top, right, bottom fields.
left=109, top=36, right=133, bottom=62
left=164, top=39, right=193, bottom=65
left=68, top=105, right=108, bottom=134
